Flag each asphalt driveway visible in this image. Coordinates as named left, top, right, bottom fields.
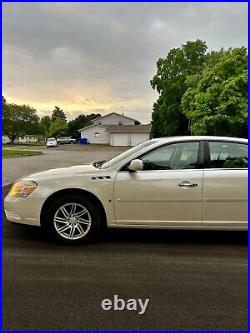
left=2, top=144, right=127, bottom=186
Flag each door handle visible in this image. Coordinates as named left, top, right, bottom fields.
left=178, top=181, right=198, bottom=188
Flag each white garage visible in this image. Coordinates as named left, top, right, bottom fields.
left=130, top=133, right=149, bottom=146
left=110, top=133, right=129, bottom=146
left=107, top=125, right=152, bottom=147
left=79, top=113, right=151, bottom=146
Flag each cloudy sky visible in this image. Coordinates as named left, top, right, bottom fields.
left=3, top=2, right=248, bottom=123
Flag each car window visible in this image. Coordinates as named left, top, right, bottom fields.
left=209, top=141, right=248, bottom=168
left=101, top=140, right=157, bottom=169
left=140, top=142, right=200, bottom=170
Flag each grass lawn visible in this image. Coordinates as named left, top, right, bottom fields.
left=2, top=148, right=43, bottom=158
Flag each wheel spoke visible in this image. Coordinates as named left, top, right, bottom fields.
left=54, top=216, right=68, bottom=224
left=70, top=203, right=77, bottom=215
left=60, top=206, right=70, bottom=218
left=77, top=217, right=91, bottom=225
left=74, top=208, right=88, bottom=218
left=58, top=224, right=71, bottom=233
left=76, top=224, right=85, bottom=236
left=69, top=225, right=75, bottom=238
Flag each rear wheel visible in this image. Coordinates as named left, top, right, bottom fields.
left=43, top=194, right=101, bottom=244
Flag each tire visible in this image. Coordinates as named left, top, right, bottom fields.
left=42, top=194, right=102, bottom=244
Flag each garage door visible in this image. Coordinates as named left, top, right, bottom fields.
left=130, top=133, right=147, bottom=146
left=111, top=133, right=129, bottom=146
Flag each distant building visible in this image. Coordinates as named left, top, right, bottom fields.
left=2, top=135, right=45, bottom=144
left=79, top=112, right=151, bottom=146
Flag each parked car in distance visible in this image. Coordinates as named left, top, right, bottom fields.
left=57, top=137, right=77, bottom=145
left=46, top=137, right=57, bottom=147
left=4, top=136, right=248, bottom=244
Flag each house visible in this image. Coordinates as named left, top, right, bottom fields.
left=79, top=112, right=152, bottom=146
left=2, top=135, right=45, bottom=144
left=17, top=135, right=39, bottom=144
left=2, top=135, right=11, bottom=144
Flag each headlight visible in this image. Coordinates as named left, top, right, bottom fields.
left=9, top=181, right=38, bottom=198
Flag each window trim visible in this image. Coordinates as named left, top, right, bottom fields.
left=119, top=140, right=205, bottom=172
left=204, top=140, right=248, bottom=170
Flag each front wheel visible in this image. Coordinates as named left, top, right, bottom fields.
left=43, top=194, right=101, bottom=244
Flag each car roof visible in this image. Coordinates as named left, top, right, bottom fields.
left=154, top=136, right=248, bottom=144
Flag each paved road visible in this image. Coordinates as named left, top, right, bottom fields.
left=2, top=185, right=247, bottom=330
left=2, top=144, right=126, bottom=186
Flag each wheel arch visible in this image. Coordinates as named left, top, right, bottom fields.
left=40, top=188, right=107, bottom=228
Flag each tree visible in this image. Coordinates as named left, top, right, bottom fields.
left=40, top=115, right=52, bottom=136
left=67, top=113, right=101, bottom=139
left=51, top=106, right=67, bottom=122
left=181, top=47, right=248, bottom=137
left=2, top=100, right=40, bottom=143
left=151, top=39, right=207, bottom=137
left=49, top=119, right=68, bottom=138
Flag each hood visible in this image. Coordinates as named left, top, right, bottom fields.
left=23, top=164, right=100, bottom=182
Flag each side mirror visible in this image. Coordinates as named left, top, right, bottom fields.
left=129, top=159, right=143, bottom=172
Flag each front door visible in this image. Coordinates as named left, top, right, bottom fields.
left=114, top=141, right=203, bottom=227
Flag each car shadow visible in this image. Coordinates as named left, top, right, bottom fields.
left=3, top=220, right=248, bottom=248
left=102, top=227, right=247, bottom=246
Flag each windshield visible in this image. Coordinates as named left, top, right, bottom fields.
left=101, top=140, right=157, bottom=169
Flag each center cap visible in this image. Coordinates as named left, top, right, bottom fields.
left=69, top=217, right=77, bottom=225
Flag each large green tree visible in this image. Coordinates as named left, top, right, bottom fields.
left=2, top=99, right=40, bottom=143
left=51, top=106, right=67, bottom=122
left=40, top=115, right=52, bottom=136
left=151, top=40, right=207, bottom=137
left=49, top=119, right=68, bottom=138
left=181, top=47, right=248, bottom=137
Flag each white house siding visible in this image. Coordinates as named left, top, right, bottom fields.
left=110, top=132, right=149, bottom=146
left=18, top=136, right=38, bottom=143
left=93, top=113, right=135, bottom=126
left=2, top=136, right=10, bottom=144
left=80, top=125, right=109, bottom=144
left=2, top=135, right=40, bottom=144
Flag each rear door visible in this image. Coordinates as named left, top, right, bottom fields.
left=203, top=140, right=248, bottom=229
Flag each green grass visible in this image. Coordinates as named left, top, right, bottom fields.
left=2, top=148, right=43, bottom=158
left=3, top=142, right=46, bottom=147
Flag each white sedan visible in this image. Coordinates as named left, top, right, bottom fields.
left=46, top=137, right=57, bottom=147
left=4, top=136, right=248, bottom=244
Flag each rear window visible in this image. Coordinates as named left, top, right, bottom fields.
left=209, top=141, right=248, bottom=168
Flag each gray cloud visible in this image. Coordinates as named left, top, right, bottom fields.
left=3, top=2, right=248, bottom=122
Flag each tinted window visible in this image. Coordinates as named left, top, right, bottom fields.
left=209, top=141, right=248, bottom=168
left=141, top=142, right=200, bottom=170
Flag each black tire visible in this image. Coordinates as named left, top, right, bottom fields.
left=42, top=194, right=102, bottom=244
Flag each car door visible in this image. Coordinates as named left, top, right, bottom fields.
left=114, top=141, right=204, bottom=227
left=203, top=140, right=248, bottom=229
